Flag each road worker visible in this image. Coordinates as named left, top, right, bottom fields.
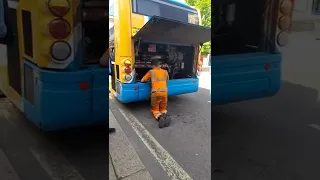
left=141, top=59, right=171, bottom=128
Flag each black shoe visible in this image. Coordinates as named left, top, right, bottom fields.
left=109, top=128, right=116, bottom=133
left=163, top=114, right=171, bottom=127
left=158, top=115, right=165, bottom=128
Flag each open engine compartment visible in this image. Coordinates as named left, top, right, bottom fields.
left=82, top=0, right=109, bottom=64
left=134, top=41, right=196, bottom=81
left=212, top=0, right=277, bottom=56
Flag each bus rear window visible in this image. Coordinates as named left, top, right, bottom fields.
left=132, top=0, right=199, bottom=24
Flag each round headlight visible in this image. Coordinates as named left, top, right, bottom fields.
left=125, top=74, right=132, bottom=81
left=277, top=31, right=289, bottom=46
left=279, top=15, right=291, bottom=30
left=51, top=41, right=71, bottom=62
left=280, top=0, right=292, bottom=15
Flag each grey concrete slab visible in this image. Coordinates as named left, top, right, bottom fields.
left=109, top=109, right=152, bottom=179
left=122, top=170, right=153, bottom=180
left=111, top=85, right=212, bottom=180
left=109, top=156, right=117, bottom=180
left=0, top=148, right=21, bottom=180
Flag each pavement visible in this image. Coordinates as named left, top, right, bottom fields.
left=109, top=109, right=152, bottom=180
left=212, top=31, right=320, bottom=180
left=0, top=95, right=152, bottom=180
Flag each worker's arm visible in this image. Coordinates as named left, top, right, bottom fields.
left=141, top=70, right=151, bottom=82
left=166, top=70, right=169, bottom=81
left=99, top=49, right=109, bottom=67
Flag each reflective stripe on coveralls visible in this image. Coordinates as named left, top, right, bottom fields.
left=150, top=70, right=167, bottom=92
left=150, top=69, right=168, bottom=119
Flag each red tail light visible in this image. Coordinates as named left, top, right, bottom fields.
left=125, top=67, right=132, bottom=74
left=48, top=0, right=70, bottom=17
left=264, top=64, right=272, bottom=71
left=49, top=19, right=71, bottom=39
left=79, top=82, right=89, bottom=91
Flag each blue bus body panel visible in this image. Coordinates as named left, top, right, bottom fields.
left=91, top=68, right=109, bottom=123
left=116, top=78, right=199, bottom=103
left=23, top=61, right=108, bottom=131
left=211, top=52, right=281, bottom=105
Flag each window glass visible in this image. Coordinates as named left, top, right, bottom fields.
left=109, top=0, right=114, bottom=16
left=137, top=0, right=160, bottom=16
left=313, top=0, right=320, bottom=14
left=133, top=0, right=199, bottom=24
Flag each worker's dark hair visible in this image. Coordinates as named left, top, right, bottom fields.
left=151, top=59, right=160, bottom=66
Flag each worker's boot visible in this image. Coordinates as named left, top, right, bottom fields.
left=163, top=113, right=171, bottom=127
left=157, top=115, right=165, bottom=128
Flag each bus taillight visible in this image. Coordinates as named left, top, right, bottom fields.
left=51, top=41, right=71, bottom=63
left=280, top=0, right=293, bottom=14
left=124, top=60, right=132, bottom=67
left=48, top=0, right=70, bottom=17
left=277, top=0, right=293, bottom=46
left=125, top=75, right=133, bottom=82
left=49, top=19, right=71, bottom=39
left=264, top=63, right=272, bottom=71
left=124, top=67, right=132, bottom=74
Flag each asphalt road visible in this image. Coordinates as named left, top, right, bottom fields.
left=110, top=72, right=212, bottom=180
left=212, top=32, right=320, bottom=180
left=0, top=98, right=109, bottom=180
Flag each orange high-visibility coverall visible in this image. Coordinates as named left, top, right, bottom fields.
left=141, top=68, right=169, bottom=120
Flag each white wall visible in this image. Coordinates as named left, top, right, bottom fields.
left=293, top=0, right=320, bottom=21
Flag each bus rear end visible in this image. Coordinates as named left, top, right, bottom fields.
left=112, top=0, right=211, bottom=103
left=211, top=0, right=293, bottom=104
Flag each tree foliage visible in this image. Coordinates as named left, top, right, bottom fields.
left=186, top=0, right=211, bottom=56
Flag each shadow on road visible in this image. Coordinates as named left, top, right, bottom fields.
left=42, top=126, right=109, bottom=179
left=212, top=81, right=320, bottom=180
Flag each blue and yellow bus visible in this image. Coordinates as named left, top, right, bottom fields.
left=109, top=0, right=211, bottom=103
left=0, top=0, right=109, bottom=131
left=211, top=0, right=293, bottom=104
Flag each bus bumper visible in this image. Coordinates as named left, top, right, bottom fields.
left=211, top=52, right=281, bottom=105
left=23, top=61, right=109, bottom=131
left=116, top=78, right=199, bottom=103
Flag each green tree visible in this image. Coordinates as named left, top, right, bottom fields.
left=186, top=0, right=211, bottom=56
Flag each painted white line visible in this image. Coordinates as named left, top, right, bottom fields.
left=0, top=148, right=21, bottom=180
left=116, top=106, right=193, bottom=180
left=308, top=124, right=320, bottom=131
